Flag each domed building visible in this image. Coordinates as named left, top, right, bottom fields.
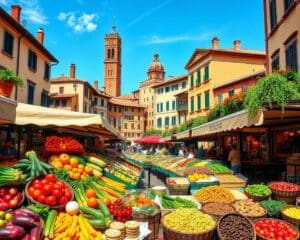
left=147, top=53, right=165, bottom=81
left=139, top=53, right=165, bottom=130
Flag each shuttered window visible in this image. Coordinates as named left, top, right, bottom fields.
left=269, top=0, right=277, bottom=30
left=285, top=38, right=298, bottom=72
left=197, top=95, right=201, bottom=110
left=205, top=91, right=210, bottom=109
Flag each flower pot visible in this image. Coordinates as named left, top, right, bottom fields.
left=0, top=81, right=14, bottom=97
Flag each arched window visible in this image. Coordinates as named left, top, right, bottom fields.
left=157, top=118, right=162, bottom=127
left=107, top=49, right=111, bottom=59
left=165, top=117, right=169, bottom=126
left=111, top=49, right=115, bottom=59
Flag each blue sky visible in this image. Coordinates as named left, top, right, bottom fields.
left=1, top=0, right=265, bottom=94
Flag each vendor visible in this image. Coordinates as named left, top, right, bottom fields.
left=228, top=144, right=241, bottom=175
left=0, top=139, right=17, bottom=160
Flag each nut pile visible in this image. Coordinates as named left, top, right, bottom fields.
left=202, top=202, right=236, bottom=216
left=218, top=214, right=254, bottom=240
left=233, top=199, right=266, bottom=217
left=184, top=167, right=213, bottom=175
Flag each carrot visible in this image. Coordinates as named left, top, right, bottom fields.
left=98, top=186, right=120, bottom=198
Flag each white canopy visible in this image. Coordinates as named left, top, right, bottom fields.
left=16, top=103, right=121, bottom=139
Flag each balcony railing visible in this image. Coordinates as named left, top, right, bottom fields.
left=177, top=104, right=187, bottom=111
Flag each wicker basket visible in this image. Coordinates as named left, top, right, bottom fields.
left=254, top=218, right=300, bottom=240
left=25, top=180, right=74, bottom=210
left=217, top=213, right=256, bottom=240
left=244, top=191, right=271, bottom=202
left=162, top=212, right=217, bottom=240
left=132, top=211, right=161, bottom=240
left=281, top=206, right=300, bottom=229
left=268, top=181, right=300, bottom=204
left=167, top=177, right=190, bottom=195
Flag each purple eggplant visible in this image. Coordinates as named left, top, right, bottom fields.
left=12, top=216, right=36, bottom=227
left=30, top=225, right=42, bottom=240
left=0, top=224, right=26, bottom=239
left=21, top=234, right=31, bottom=240
left=13, top=208, right=40, bottom=221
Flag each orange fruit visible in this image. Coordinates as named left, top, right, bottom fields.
left=49, top=155, right=58, bottom=162
left=81, top=175, right=87, bottom=180
left=78, top=169, right=84, bottom=174
left=86, top=189, right=96, bottom=198
left=70, top=158, right=78, bottom=168
left=78, top=164, right=85, bottom=169
left=69, top=172, right=74, bottom=179
left=53, top=161, right=63, bottom=169
left=87, top=197, right=98, bottom=208
left=72, top=168, right=78, bottom=173
left=64, top=164, right=72, bottom=171
left=73, top=173, right=80, bottom=180
left=85, top=166, right=93, bottom=174
left=59, top=153, right=70, bottom=164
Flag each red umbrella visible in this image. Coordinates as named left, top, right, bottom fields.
left=134, top=135, right=172, bottom=144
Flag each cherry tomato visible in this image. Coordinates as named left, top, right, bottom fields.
left=28, top=186, right=35, bottom=195
left=64, top=189, right=72, bottom=200
left=41, top=179, right=48, bottom=185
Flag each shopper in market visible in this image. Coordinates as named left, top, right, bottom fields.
left=0, top=139, right=17, bottom=160
left=228, top=144, right=241, bottom=175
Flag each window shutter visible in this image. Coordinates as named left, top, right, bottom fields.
left=197, top=70, right=201, bottom=84
left=190, top=75, right=194, bottom=88
left=197, top=95, right=201, bottom=110
left=205, top=92, right=210, bottom=108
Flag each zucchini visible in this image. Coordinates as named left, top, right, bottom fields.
left=81, top=213, right=96, bottom=219
left=86, top=163, right=103, bottom=172
left=86, top=156, right=106, bottom=168
left=98, top=199, right=112, bottom=220
left=44, top=210, right=57, bottom=237
left=80, top=206, right=105, bottom=220
left=88, top=219, right=106, bottom=230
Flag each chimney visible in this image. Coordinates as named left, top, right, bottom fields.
left=94, top=80, right=98, bottom=90
left=11, top=5, right=22, bottom=22
left=37, top=28, right=44, bottom=45
left=70, top=64, right=76, bottom=79
left=233, top=40, right=241, bottom=50
left=212, top=37, right=219, bottom=49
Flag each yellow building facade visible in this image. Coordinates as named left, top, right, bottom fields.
left=264, top=0, right=299, bottom=72
left=186, top=38, right=265, bottom=120
left=0, top=5, right=58, bottom=106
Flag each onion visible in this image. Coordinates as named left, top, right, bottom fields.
left=65, top=201, right=79, bottom=215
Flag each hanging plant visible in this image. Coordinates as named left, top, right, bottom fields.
left=243, top=72, right=300, bottom=117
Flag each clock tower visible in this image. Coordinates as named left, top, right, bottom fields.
left=104, top=25, right=121, bottom=97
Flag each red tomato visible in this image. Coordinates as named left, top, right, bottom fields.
left=64, top=189, right=72, bottom=200
left=45, top=174, right=56, bottom=182
left=37, top=195, right=46, bottom=204
left=53, top=183, right=63, bottom=192
left=58, top=196, right=68, bottom=205
left=41, top=179, right=48, bottom=185
left=52, top=189, right=62, bottom=198
left=8, top=187, right=18, bottom=196
left=33, top=182, right=41, bottom=189
left=28, top=186, right=35, bottom=196
left=45, top=196, right=56, bottom=206
left=32, top=189, right=42, bottom=200
left=42, top=184, right=52, bottom=196
left=32, top=179, right=40, bottom=185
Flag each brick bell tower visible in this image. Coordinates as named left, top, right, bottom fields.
left=104, top=25, right=121, bottom=97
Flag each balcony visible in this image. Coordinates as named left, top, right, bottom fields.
left=177, top=104, right=187, bottom=111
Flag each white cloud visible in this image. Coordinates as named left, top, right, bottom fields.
left=58, top=11, right=98, bottom=33
left=144, top=32, right=214, bottom=45
left=18, top=0, right=48, bottom=24
left=126, top=0, right=171, bottom=28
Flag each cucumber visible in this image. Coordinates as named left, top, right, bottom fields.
left=86, top=156, right=106, bottom=168
left=86, top=163, right=103, bottom=172
left=81, top=214, right=96, bottom=219
left=98, top=199, right=112, bottom=220
left=44, top=210, right=57, bottom=237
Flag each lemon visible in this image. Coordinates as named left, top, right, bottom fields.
left=5, top=213, right=12, bottom=221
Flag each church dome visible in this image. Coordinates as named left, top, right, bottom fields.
left=148, top=53, right=164, bottom=72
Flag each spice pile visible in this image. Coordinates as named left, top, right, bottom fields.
left=202, top=202, right=235, bottom=216
left=163, top=209, right=216, bottom=234
left=218, top=214, right=254, bottom=240
left=194, top=186, right=235, bottom=203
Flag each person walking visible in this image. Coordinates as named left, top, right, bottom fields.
left=228, top=144, right=241, bottom=175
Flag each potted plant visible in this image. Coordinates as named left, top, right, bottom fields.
left=0, top=68, right=23, bottom=97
